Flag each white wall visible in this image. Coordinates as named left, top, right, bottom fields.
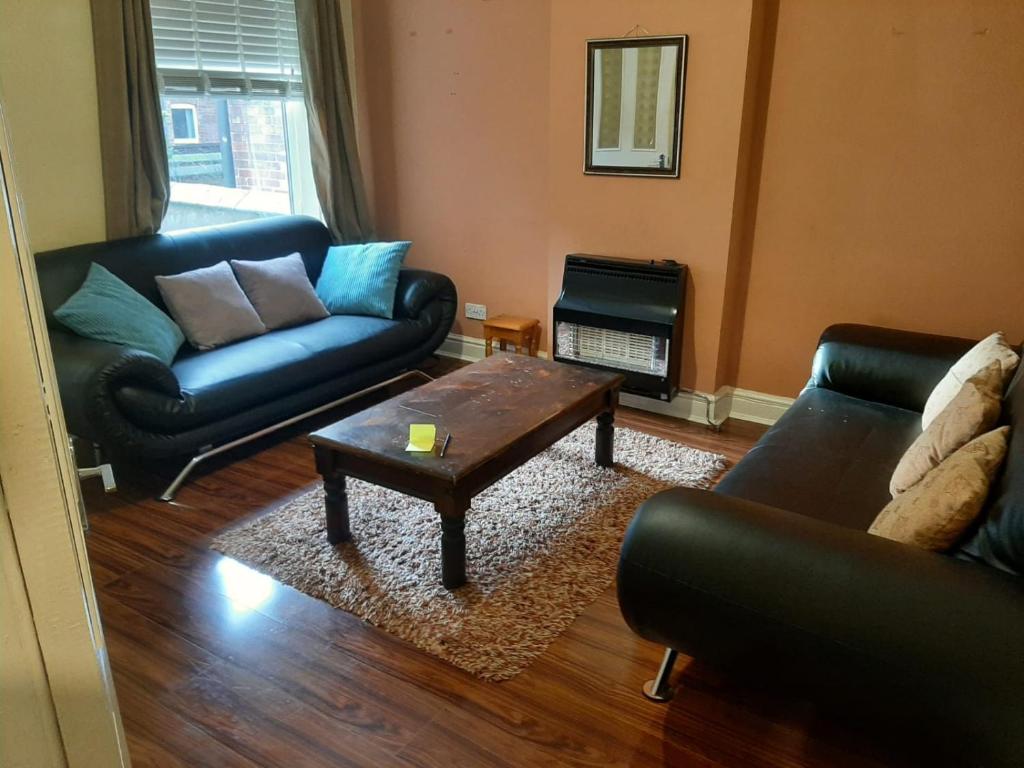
left=0, top=0, right=106, bottom=251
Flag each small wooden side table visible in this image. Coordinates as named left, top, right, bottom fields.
left=483, top=315, right=540, bottom=357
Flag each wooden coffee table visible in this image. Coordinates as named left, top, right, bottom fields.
left=309, top=355, right=624, bottom=589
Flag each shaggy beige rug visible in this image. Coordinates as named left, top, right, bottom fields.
left=211, top=423, right=725, bottom=680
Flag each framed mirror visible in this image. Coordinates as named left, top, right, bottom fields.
left=585, top=35, right=688, bottom=178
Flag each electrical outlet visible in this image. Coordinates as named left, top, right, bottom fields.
left=465, top=302, right=487, bottom=321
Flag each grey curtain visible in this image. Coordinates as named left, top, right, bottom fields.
left=296, top=0, right=373, bottom=243
left=90, top=0, right=169, bottom=239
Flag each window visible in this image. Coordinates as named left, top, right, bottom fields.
left=151, top=0, right=320, bottom=231
left=169, top=104, right=198, bottom=143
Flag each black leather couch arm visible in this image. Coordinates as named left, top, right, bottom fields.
left=48, top=331, right=181, bottom=441
left=618, top=487, right=1024, bottom=761
left=808, top=323, right=976, bottom=412
left=394, top=269, right=457, bottom=320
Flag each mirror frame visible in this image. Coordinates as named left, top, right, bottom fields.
left=584, top=35, right=688, bottom=179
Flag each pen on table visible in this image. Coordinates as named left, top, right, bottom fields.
left=439, top=432, right=452, bottom=457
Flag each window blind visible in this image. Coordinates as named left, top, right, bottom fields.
left=151, top=0, right=302, bottom=96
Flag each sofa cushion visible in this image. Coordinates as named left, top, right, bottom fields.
left=959, top=362, right=1024, bottom=574
left=113, top=314, right=430, bottom=433
left=715, top=387, right=921, bottom=530
left=922, top=332, right=1019, bottom=428
left=316, top=241, right=411, bottom=319
left=53, top=263, right=185, bottom=365
left=870, top=427, right=1010, bottom=551
left=890, top=361, right=1004, bottom=496
left=156, top=261, right=267, bottom=349
left=231, top=253, right=329, bottom=330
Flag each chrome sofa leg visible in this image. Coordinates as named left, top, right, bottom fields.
left=160, top=455, right=203, bottom=502
left=643, top=647, right=679, bottom=702
left=77, top=463, right=117, bottom=493
left=69, top=437, right=117, bottom=493
left=159, top=369, right=434, bottom=502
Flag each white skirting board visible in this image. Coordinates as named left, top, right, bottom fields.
left=437, top=333, right=507, bottom=361
left=435, top=333, right=795, bottom=426
left=719, top=387, right=797, bottom=426
left=617, top=387, right=795, bottom=427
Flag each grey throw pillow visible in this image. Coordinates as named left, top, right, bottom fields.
left=230, top=253, right=329, bottom=330
left=156, top=261, right=267, bottom=350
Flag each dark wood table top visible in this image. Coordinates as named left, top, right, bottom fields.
left=309, top=355, right=623, bottom=484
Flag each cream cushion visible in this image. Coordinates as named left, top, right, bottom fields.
left=921, top=332, right=1019, bottom=429
left=870, top=427, right=1009, bottom=551
left=890, top=362, right=1004, bottom=496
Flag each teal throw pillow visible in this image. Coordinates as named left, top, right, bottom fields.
left=315, top=241, right=411, bottom=319
left=54, top=263, right=185, bottom=365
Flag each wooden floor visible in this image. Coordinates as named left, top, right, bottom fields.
left=82, top=362, right=919, bottom=767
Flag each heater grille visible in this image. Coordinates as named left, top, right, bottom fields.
left=553, top=253, right=686, bottom=399
left=556, top=322, right=668, bottom=376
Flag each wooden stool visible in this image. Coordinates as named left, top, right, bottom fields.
left=483, top=315, right=540, bottom=357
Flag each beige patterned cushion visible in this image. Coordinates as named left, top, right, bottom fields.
left=922, top=332, right=1019, bottom=429
left=890, top=361, right=1004, bottom=496
left=870, top=427, right=1009, bottom=551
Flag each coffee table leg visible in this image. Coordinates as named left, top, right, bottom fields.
left=315, top=447, right=351, bottom=545
left=440, top=517, right=466, bottom=589
left=323, top=471, right=351, bottom=544
left=596, top=410, right=615, bottom=467
left=436, top=495, right=469, bottom=589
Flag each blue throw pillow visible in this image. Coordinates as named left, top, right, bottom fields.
left=315, top=241, right=411, bottom=319
left=54, top=263, right=185, bottom=365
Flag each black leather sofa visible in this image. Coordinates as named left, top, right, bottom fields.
left=618, top=324, right=1024, bottom=766
left=36, top=216, right=456, bottom=477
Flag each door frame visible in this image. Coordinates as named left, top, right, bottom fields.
left=0, top=91, right=130, bottom=767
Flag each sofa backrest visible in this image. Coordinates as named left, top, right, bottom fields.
left=34, top=215, right=332, bottom=326
left=960, top=361, right=1024, bottom=575
left=810, top=324, right=977, bottom=413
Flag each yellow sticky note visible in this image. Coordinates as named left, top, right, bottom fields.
left=406, top=423, right=436, bottom=452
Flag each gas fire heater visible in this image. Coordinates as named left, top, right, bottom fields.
left=553, top=254, right=687, bottom=401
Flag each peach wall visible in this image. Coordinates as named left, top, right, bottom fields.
left=735, top=0, right=1024, bottom=396
left=356, top=1, right=1022, bottom=401
left=355, top=0, right=552, bottom=344
left=356, top=0, right=758, bottom=389
left=546, top=1, right=757, bottom=392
